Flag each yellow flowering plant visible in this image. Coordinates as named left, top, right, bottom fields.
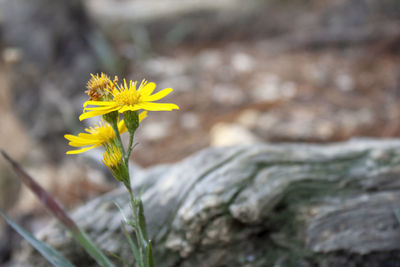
left=0, top=72, right=180, bottom=267
left=0, top=73, right=178, bottom=267
left=65, top=73, right=179, bottom=266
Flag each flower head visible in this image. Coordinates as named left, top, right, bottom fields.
left=85, top=73, right=117, bottom=101
left=79, top=79, right=179, bottom=121
left=102, top=145, right=129, bottom=184
left=65, top=112, right=147, bottom=154
left=102, top=145, right=123, bottom=170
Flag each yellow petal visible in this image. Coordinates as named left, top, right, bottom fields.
left=117, top=119, right=124, bottom=129
left=117, top=120, right=129, bottom=134
left=83, top=100, right=113, bottom=108
left=118, top=120, right=128, bottom=133
left=64, top=134, right=80, bottom=141
left=79, top=132, right=98, bottom=138
left=136, top=102, right=180, bottom=111
left=69, top=137, right=101, bottom=146
left=124, top=79, right=129, bottom=91
left=138, top=82, right=156, bottom=96
left=142, top=88, right=173, bottom=102
left=79, top=107, right=119, bottom=121
left=79, top=110, right=108, bottom=121
left=84, top=105, right=117, bottom=111
left=139, top=111, right=147, bottom=122
left=68, top=139, right=97, bottom=146
left=66, top=145, right=98, bottom=154
left=65, top=134, right=95, bottom=145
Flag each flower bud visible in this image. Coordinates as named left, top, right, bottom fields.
left=123, top=110, right=139, bottom=135
left=102, top=145, right=129, bottom=186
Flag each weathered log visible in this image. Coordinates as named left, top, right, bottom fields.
left=18, top=139, right=400, bottom=266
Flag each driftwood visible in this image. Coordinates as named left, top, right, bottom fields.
left=19, top=139, right=400, bottom=266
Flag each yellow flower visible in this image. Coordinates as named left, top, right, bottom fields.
left=65, top=112, right=147, bottom=154
left=102, top=145, right=129, bottom=184
left=102, top=145, right=123, bottom=170
left=79, top=79, right=179, bottom=121
left=85, top=73, right=115, bottom=101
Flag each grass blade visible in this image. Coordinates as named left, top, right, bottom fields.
left=0, top=209, right=75, bottom=267
left=0, top=150, right=115, bottom=267
left=0, top=150, right=78, bottom=231
left=137, top=199, right=148, bottom=242
left=147, top=240, right=154, bottom=267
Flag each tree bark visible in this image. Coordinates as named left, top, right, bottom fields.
left=18, top=139, right=400, bottom=266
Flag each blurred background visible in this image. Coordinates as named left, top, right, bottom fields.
left=0, top=0, right=400, bottom=264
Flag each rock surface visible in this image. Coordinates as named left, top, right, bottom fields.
left=18, top=139, right=400, bottom=266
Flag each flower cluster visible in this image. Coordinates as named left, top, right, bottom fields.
left=65, top=73, right=179, bottom=185
left=64, top=73, right=179, bottom=266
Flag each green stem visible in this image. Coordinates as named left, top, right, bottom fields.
left=73, top=229, right=115, bottom=267
left=110, top=120, right=127, bottom=162
left=126, top=132, right=135, bottom=163
left=122, top=223, right=143, bottom=267
left=127, top=188, right=146, bottom=266
left=120, top=130, right=153, bottom=266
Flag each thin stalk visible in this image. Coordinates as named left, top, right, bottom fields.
left=126, top=132, right=135, bottom=163
left=127, top=188, right=146, bottom=266
left=122, top=223, right=143, bottom=267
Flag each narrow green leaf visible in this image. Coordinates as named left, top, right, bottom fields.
left=0, top=150, right=115, bottom=267
left=0, top=150, right=78, bottom=231
left=73, top=230, right=115, bottom=267
left=106, top=251, right=130, bottom=267
left=122, top=222, right=142, bottom=267
left=147, top=240, right=154, bottom=267
left=137, top=199, right=148, bottom=242
left=0, top=209, right=75, bottom=267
